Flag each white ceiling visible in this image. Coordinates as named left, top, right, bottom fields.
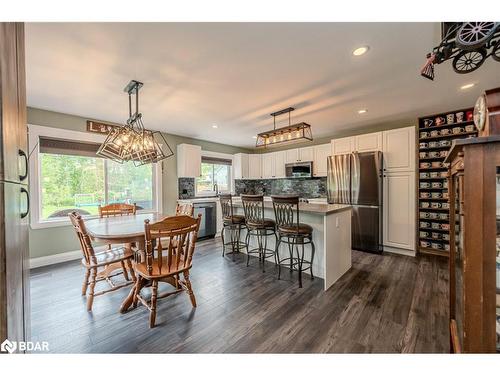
left=25, top=22, right=500, bottom=148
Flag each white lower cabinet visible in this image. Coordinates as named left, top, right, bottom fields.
left=382, top=171, right=416, bottom=252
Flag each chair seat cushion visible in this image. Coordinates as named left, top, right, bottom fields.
left=223, top=214, right=246, bottom=225
left=247, top=218, right=275, bottom=229
left=82, top=246, right=134, bottom=267
left=278, top=223, right=313, bottom=235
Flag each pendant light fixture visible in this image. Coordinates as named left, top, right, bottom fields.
left=255, top=107, right=313, bottom=147
left=97, top=80, right=174, bottom=166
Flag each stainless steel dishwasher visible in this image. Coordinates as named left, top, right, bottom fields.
left=193, top=201, right=217, bottom=240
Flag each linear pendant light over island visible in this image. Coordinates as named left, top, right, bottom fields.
left=256, top=107, right=313, bottom=147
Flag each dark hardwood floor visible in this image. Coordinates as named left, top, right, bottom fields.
left=30, top=238, right=450, bottom=353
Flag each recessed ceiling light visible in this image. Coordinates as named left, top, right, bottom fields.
left=460, top=83, right=475, bottom=90
left=212, top=124, right=218, bottom=129
left=352, top=46, right=369, bottom=56
left=252, top=136, right=257, bottom=139
left=358, top=109, right=368, bottom=114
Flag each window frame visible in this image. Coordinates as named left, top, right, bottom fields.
left=28, top=124, right=162, bottom=229
left=195, top=151, right=233, bottom=197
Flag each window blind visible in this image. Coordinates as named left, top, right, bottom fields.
left=39, top=137, right=101, bottom=158
left=201, top=156, right=232, bottom=166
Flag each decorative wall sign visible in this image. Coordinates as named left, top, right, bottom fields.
left=86, top=120, right=120, bottom=135
left=421, top=22, right=500, bottom=80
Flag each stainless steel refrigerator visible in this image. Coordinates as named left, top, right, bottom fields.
left=327, top=151, right=383, bottom=253
left=0, top=22, right=30, bottom=350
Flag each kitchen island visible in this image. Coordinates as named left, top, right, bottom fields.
left=231, top=198, right=352, bottom=291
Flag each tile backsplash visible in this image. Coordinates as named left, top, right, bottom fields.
left=234, top=177, right=327, bottom=198
left=178, top=177, right=327, bottom=199
left=178, top=177, right=195, bottom=199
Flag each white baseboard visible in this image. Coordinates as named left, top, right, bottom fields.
left=30, top=250, right=81, bottom=269
left=383, top=246, right=416, bottom=257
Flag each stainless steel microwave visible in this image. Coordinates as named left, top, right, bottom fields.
left=285, top=161, right=313, bottom=178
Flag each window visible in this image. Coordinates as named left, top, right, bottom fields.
left=196, top=157, right=232, bottom=196
left=28, top=125, right=162, bottom=228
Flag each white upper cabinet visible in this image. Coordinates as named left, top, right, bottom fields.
left=355, top=132, right=383, bottom=152
left=299, top=146, right=314, bottom=162
left=261, top=153, right=275, bottom=179
left=313, top=143, right=331, bottom=177
left=285, top=148, right=299, bottom=163
left=177, top=143, right=201, bottom=177
left=233, top=153, right=249, bottom=179
left=248, top=154, right=262, bottom=179
left=274, top=151, right=286, bottom=178
left=382, top=126, right=416, bottom=172
left=331, top=137, right=355, bottom=155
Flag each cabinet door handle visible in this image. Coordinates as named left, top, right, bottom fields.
left=19, top=149, right=28, bottom=181
left=20, top=187, right=30, bottom=219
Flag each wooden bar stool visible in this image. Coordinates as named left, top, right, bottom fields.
left=272, top=195, right=315, bottom=288
left=219, top=194, right=247, bottom=259
left=241, top=194, right=277, bottom=272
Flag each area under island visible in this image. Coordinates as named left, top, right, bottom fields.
left=231, top=198, right=352, bottom=291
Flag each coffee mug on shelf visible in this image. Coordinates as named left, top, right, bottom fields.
left=439, top=150, right=448, bottom=157
left=444, top=244, right=450, bottom=251
left=446, top=113, right=455, bottom=124
left=431, top=222, right=441, bottom=229
left=442, top=202, right=450, bottom=209
left=431, top=202, right=442, bottom=208
left=452, top=127, right=463, bottom=134
left=431, top=242, right=443, bottom=250
left=442, top=192, right=449, bottom=199
left=441, top=223, right=450, bottom=230
left=431, top=182, right=443, bottom=188
left=430, top=130, right=440, bottom=137
left=443, top=234, right=450, bottom=241
left=439, top=140, right=451, bottom=147
left=431, top=161, right=442, bottom=168
left=420, top=131, right=429, bottom=138
left=456, top=112, right=464, bottom=122
left=440, top=171, right=448, bottom=178
left=420, top=240, right=431, bottom=248
left=466, top=111, right=473, bottom=121
left=420, top=212, right=430, bottom=219
left=431, top=192, right=442, bottom=198
left=429, top=212, right=439, bottom=219
left=465, top=124, right=475, bottom=132
left=435, top=116, right=445, bottom=126
left=420, top=221, right=431, bottom=228
left=419, top=142, right=428, bottom=149
left=439, top=213, right=449, bottom=220
left=420, top=182, right=431, bottom=188
left=419, top=152, right=428, bottom=158
left=441, top=128, right=451, bottom=135
left=432, top=232, right=442, bottom=239
left=430, top=172, right=439, bottom=178
left=421, top=202, right=430, bottom=208
left=423, top=119, right=433, bottom=127
left=420, top=162, right=431, bottom=169
left=420, top=231, right=429, bottom=238
left=420, top=192, right=431, bottom=198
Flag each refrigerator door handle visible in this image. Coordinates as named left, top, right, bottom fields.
left=20, top=187, right=30, bottom=219
left=19, top=149, right=28, bottom=181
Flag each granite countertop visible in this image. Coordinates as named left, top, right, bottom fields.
left=231, top=198, right=351, bottom=216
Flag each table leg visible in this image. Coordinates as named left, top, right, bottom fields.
left=120, top=239, right=145, bottom=313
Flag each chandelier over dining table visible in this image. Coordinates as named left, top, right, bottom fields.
left=97, top=80, right=174, bottom=165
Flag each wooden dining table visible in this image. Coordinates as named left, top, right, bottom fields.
left=85, top=212, right=166, bottom=313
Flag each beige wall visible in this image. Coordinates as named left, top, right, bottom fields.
left=28, top=107, right=250, bottom=259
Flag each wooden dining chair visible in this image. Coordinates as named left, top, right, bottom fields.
left=69, top=212, right=136, bottom=311
left=132, top=214, right=202, bottom=328
left=175, top=202, right=194, bottom=217
left=98, top=202, right=137, bottom=279
left=98, top=202, right=137, bottom=217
